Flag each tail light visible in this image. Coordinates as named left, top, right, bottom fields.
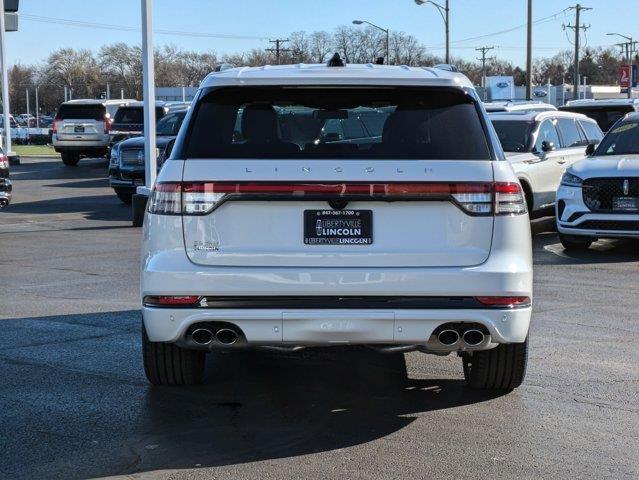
left=148, top=181, right=528, bottom=216
left=52, top=119, right=61, bottom=135
left=476, top=296, right=531, bottom=308
left=494, top=182, right=527, bottom=215
left=104, top=116, right=112, bottom=134
left=0, top=155, right=8, bottom=170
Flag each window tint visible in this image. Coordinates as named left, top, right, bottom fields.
left=579, top=120, right=603, bottom=142
left=560, top=107, right=633, bottom=131
left=533, top=119, right=560, bottom=152
left=156, top=111, right=186, bottom=136
left=491, top=120, right=533, bottom=152
left=557, top=118, right=586, bottom=148
left=113, top=107, right=165, bottom=124
left=183, top=87, right=491, bottom=160
left=594, top=121, right=639, bottom=155
left=57, top=104, right=105, bottom=121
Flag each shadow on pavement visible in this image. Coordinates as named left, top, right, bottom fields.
left=2, top=194, right=130, bottom=221
left=8, top=158, right=109, bottom=181
left=0, top=311, right=505, bottom=480
left=533, top=231, right=639, bottom=265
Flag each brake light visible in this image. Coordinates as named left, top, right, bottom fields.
left=104, top=116, right=112, bottom=134
left=494, top=182, right=527, bottom=215
left=0, top=155, right=8, bottom=170
left=143, top=295, right=201, bottom=306
left=147, top=181, right=528, bottom=217
left=475, top=296, right=531, bottom=308
left=52, top=120, right=61, bottom=135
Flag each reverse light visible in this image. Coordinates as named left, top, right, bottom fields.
left=560, top=172, right=583, bottom=188
left=475, top=296, right=531, bottom=308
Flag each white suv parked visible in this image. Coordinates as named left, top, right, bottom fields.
left=490, top=111, right=603, bottom=217
left=556, top=112, right=639, bottom=249
left=141, top=59, right=533, bottom=390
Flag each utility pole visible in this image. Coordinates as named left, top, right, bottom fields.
left=476, top=46, right=495, bottom=101
left=525, top=0, right=533, bottom=100
left=266, top=39, right=290, bottom=65
left=564, top=4, right=591, bottom=100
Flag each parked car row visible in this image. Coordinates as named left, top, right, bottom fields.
left=0, top=146, right=11, bottom=207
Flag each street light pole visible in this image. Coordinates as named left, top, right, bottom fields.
left=415, top=0, right=450, bottom=64
left=607, top=33, right=634, bottom=99
left=352, top=20, right=390, bottom=64
left=0, top=0, right=13, bottom=158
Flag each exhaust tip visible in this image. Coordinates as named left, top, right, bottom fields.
left=216, top=328, right=238, bottom=345
left=437, top=329, right=460, bottom=346
left=462, top=329, right=485, bottom=346
left=191, top=328, right=214, bottom=345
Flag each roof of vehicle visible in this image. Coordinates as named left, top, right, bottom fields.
left=488, top=110, right=594, bottom=122
left=483, top=100, right=557, bottom=112
left=61, top=99, right=138, bottom=106
left=200, top=63, right=474, bottom=89
left=562, top=98, right=639, bottom=108
left=117, top=100, right=167, bottom=108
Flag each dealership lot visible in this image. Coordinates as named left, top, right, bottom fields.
left=1, top=157, right=638, bottom=479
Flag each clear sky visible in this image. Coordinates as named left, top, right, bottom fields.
left=5, top=0, right=634, bottom=68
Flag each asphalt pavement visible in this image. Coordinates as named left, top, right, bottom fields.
left=1, top=157, right=638, bottom=480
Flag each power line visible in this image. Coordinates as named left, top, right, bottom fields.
left=265, top=39, right=290, bottom=65
left=476, top=46, right=495, bottom=100
left=21, top=14, right=271, bottom=41
left=563, top=4, right=591, bottom=99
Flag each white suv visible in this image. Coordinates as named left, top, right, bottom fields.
left=556, top=112, right=639, bottom=249
left=141, top=60, right=533, bottom=390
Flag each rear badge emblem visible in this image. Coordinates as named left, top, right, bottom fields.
left=193, top=240, right=219, bottom=252
left=623, top=179, right=630, bottom=196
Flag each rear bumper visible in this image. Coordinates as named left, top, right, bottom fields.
left=143, top=305, right=531, bottom=345
left=52, top=135, right=110, bottom=151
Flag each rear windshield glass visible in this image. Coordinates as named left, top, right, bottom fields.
left=184, top=87, right=491, bottom=160
left=490, top=120, right=533, bottom=152
left=113, top=106, right=165, bottom=124
left=594, top=121, right=639, bottom=155
left=560, top=106, right=633, bottom=132
left=57, top=104, right=105, bottom=121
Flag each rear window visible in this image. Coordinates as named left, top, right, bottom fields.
left=113, top=106, right=165, bottom=124
left=579, top=120, right=603, bottom=142
left=560, top=106, right=633, bottom=132
left=183, top=87, right=491, bottom=160
left=57, top=104, right=105, bottom=121
left=491, top=120, right=533, bottom=152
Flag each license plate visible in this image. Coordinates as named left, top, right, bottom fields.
left=74, top=126, right=84, bottom=133
left=612, top=196, right=639, bottom=211
left=304, top=210, right=373, bottom=245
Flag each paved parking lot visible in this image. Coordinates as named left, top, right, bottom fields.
left=1, top=157, right=638, bottom=479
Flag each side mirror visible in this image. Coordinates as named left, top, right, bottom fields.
left=585, top=142, right=597, bottom=156
left=541, top=141, right=555, bottom=152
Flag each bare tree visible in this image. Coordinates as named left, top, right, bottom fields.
left=309, top=31, right=332, bottom=63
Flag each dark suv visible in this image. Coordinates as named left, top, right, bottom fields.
left=110, top=102, right=169, bottom=144
left=108, top=108, right=187, bottom=204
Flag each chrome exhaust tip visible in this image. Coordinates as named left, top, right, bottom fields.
left=462, top=329, right=485, bottom=346
left=437, top=329, right=460, bottom=346
left=216, top=328, right=239, bottom=345
left=191, top=328, right=214, bottom=345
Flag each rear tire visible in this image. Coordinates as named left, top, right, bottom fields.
left=114, top=188, right=133, bottom=205
left=463, top=337, right=528, bottom=390
left=142, top=324, right=206, bottom=386
left=559, top=233, right=593, bottom=250
left=61, top=152, right=80, bottom=166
